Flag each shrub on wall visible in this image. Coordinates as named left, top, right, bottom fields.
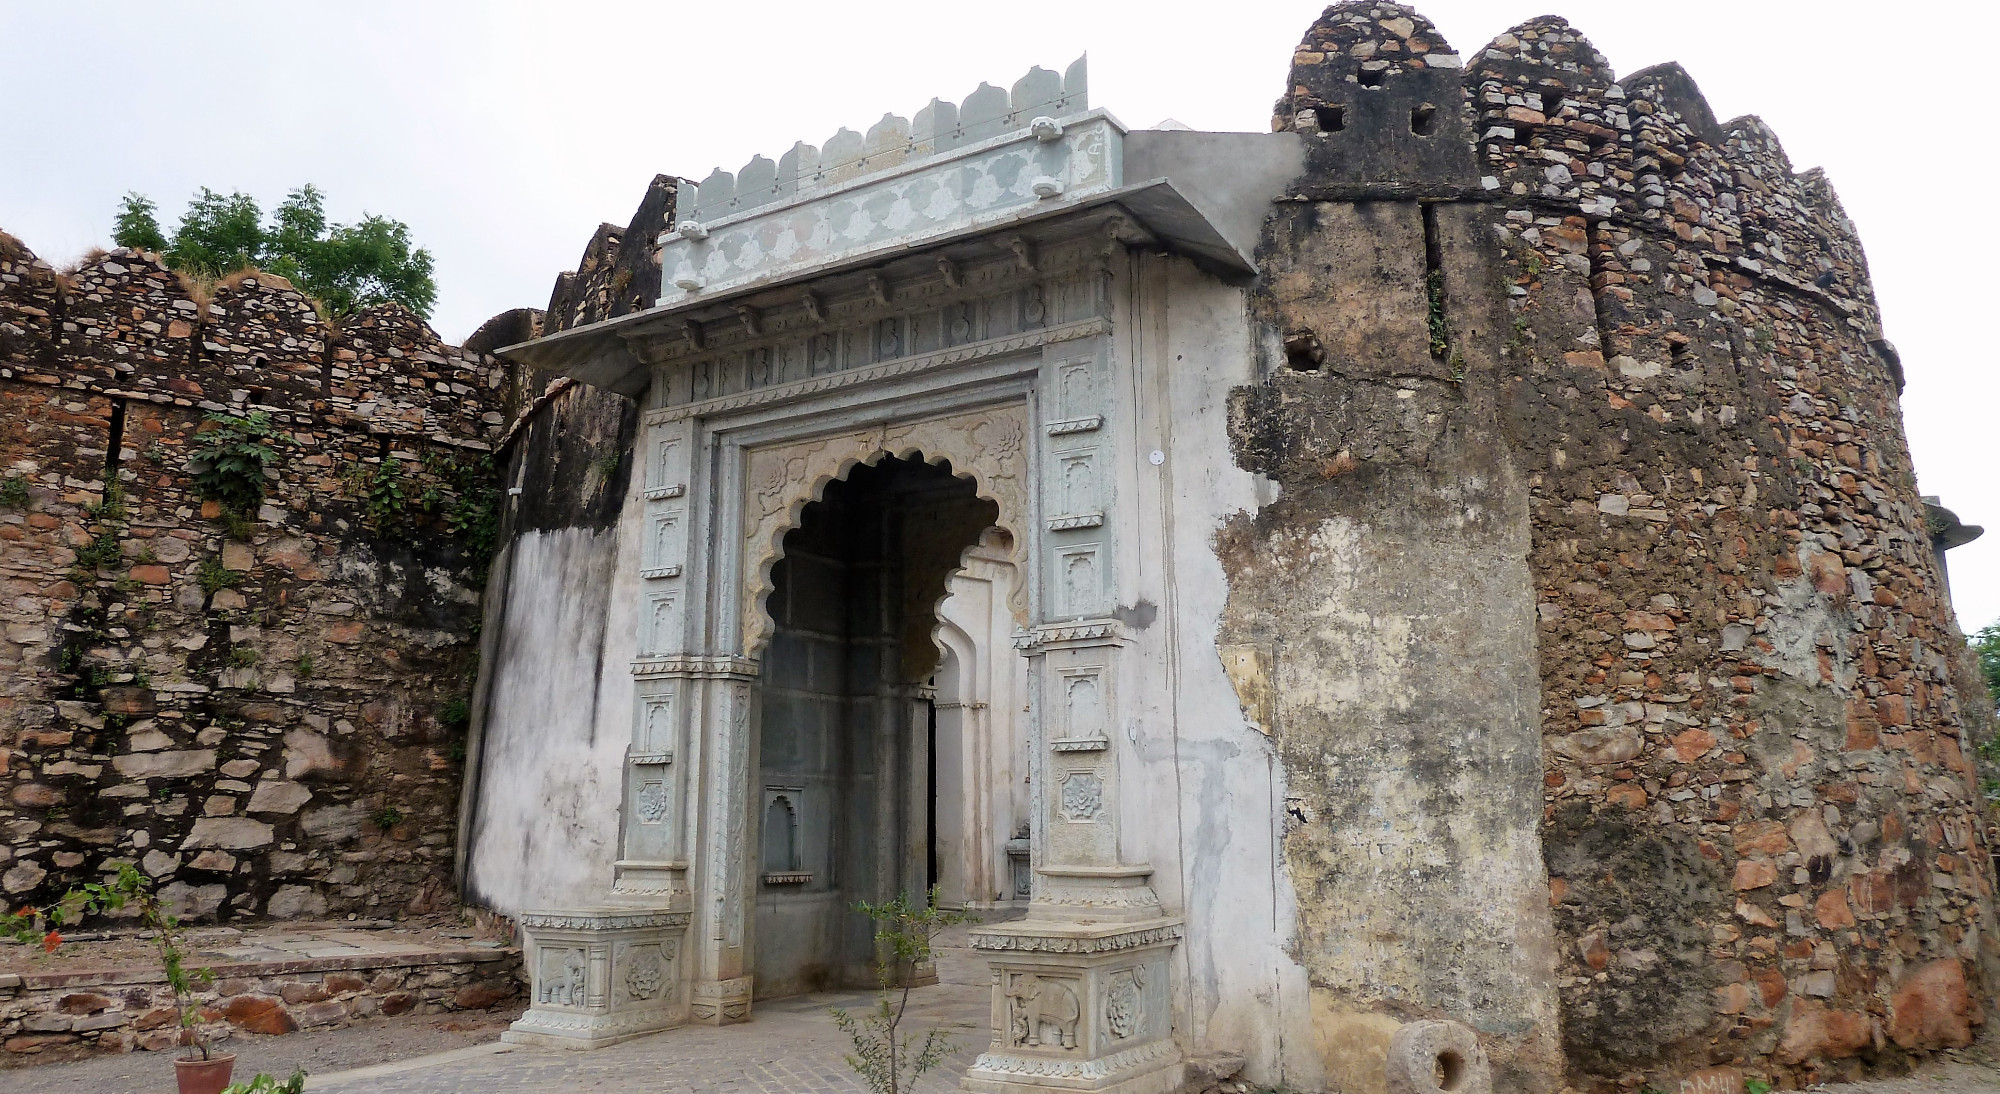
left=189, top=411, right=287, bottom=517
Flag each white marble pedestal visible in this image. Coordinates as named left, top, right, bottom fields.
left=504, top=907, right=691, bottom=1049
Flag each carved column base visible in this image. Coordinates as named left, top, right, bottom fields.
left=504, top=907, right=690, bottom=1050
left=690, top=975, right=754, bottom=1025
left=962, top=916, right=1184, bottom=1094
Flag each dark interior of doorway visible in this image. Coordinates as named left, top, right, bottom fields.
left=751, top=453, right=997, bottom=998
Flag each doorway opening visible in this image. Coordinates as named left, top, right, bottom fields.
left=751, top=453, right=998, bottom=998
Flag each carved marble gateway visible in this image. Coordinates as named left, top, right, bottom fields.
left=493, top=45, right=1252, bottom=1094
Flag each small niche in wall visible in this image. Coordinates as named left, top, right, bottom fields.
left=1313, top=105, right=1345, bottom=133
left=762, top=787, right=810, bottom=885
left=1410, top=103, right=1436, bottom=136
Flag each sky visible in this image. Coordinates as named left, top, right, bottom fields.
left=3, top=1, right=1995, bottom=632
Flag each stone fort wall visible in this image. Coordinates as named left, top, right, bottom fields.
left=1226, top=3, right=1995, bottom=1088
left=0, top=230, right=533, bottom=924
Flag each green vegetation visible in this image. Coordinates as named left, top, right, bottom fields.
left=1973, top=624, right=2000, bottom=804
left=371, top=806, right=405, bottom=831
left=831, top=886, right=974, bottom=1094
left=422, top=450, right=502, bottom=574
left=68, top=472, right=129, bottom=583
left=0, top=864, right=220, bottom=1060
left=348, top=449, right=502, bottom=575
left=112, top=184, right=437, bottom=318
left=229, top=645, right=260, bottom=667
left=224, top=1071, right=308, bottom=1094
left=197, top=556, right=243, bottom=598
left=189, top=411, right=287, bottom=517
left=1426, top=268, right=1451, bottom=360
left=347, top=455, right=410, bottom=537
left=438, top=696, right=471, bottom=733
left=1974, top=623, right=2000, bottom=713
left=0, top=474, right=30, bottom=509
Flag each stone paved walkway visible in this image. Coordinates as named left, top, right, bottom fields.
left=309, top=983, right=989, bottom=1093
left=305, top=923, right=1001, bottom=1093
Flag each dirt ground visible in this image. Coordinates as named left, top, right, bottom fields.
left=0, top=1002, right=526, bottom=1092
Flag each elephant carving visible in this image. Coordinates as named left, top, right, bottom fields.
left=1007, top=974, right=1081, bottom=1049
left=539, top=947, right=587, bottom=1006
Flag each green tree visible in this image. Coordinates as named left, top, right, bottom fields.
left=111, top=185, right=437, bottom=318
left=111, top=192, right=167, bottom=253
left=168, top=187, right=265, bottom=277
left=831, top=887, right=974, bottom=1094
left=1974, top=622, right=2000, bottom=715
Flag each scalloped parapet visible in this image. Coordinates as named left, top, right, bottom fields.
left=686, top=56, right=1087, bottom=225
left=657, top=59, right=1117, bottom=310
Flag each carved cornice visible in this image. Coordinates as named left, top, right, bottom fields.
left=630, top=654, right=762, bottom=680
left=644, top=317, right=1107, bottom=425
left=520, top=910, right=691, bottom=931
left=968, top=923, right=1183, bottom=954
left=1013, top=620, right=1127, bottom=651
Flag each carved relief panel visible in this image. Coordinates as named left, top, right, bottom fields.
left=626, top=680, right=680, bottom=861
left=1040, top=342, right=1112, bottom=621
left=641, top=423, right=693, bottom=652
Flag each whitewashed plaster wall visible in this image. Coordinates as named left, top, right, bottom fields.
left=463, top=489, right=645, bottom=916
left=1109, top=253, right=1318, bottom=1089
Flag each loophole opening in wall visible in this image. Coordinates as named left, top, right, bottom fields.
left=1410, top=103, right=1436, bottom=135
left=1359, top=67, right=1387, bottom=88
left=1434, top=1050, right=1466, bottom=1093
left=1282, top=329, right=1324, bottom=373
left=1314, top=105, right=1346, bottom=133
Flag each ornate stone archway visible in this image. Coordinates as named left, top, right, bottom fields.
left=739, top=404, right=1031, bottom=658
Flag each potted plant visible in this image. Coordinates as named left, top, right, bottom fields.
left=4, top=863, right=231, bottom=1094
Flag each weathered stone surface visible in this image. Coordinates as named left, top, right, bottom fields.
left=3, top=861, right=47, bottom=893
left=158, top=881, right=228, bottom=919
left=221, top=995, right=296, bottom=1036
left=1552, top=727, right=1644, bottom=764
left=182, top=817, right=273, bottom=850
left=265, top=884, right=327, bottom=918
left=246, top=780, right=312, bottom=815
left=453, top=980, right=514, bottom=1010
left=1888, top=959, right=1973, bottom=1050
left=1777, top=999, right=1873, bottom=1064
left=110, top=750, right=216, bottom=779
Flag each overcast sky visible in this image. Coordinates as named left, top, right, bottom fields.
left=4, top=1, right=1995, bottom=632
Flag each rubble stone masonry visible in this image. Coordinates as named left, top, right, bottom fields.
left=0, top=229, right=526, bottom=925
left=1227, top=3, right=1997, bottom=1089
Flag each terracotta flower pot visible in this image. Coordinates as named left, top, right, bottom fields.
left=175, top=1052, right=236, bottom=1094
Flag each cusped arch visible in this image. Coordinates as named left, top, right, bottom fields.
left=739, top=403, right=1031, bottom=659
